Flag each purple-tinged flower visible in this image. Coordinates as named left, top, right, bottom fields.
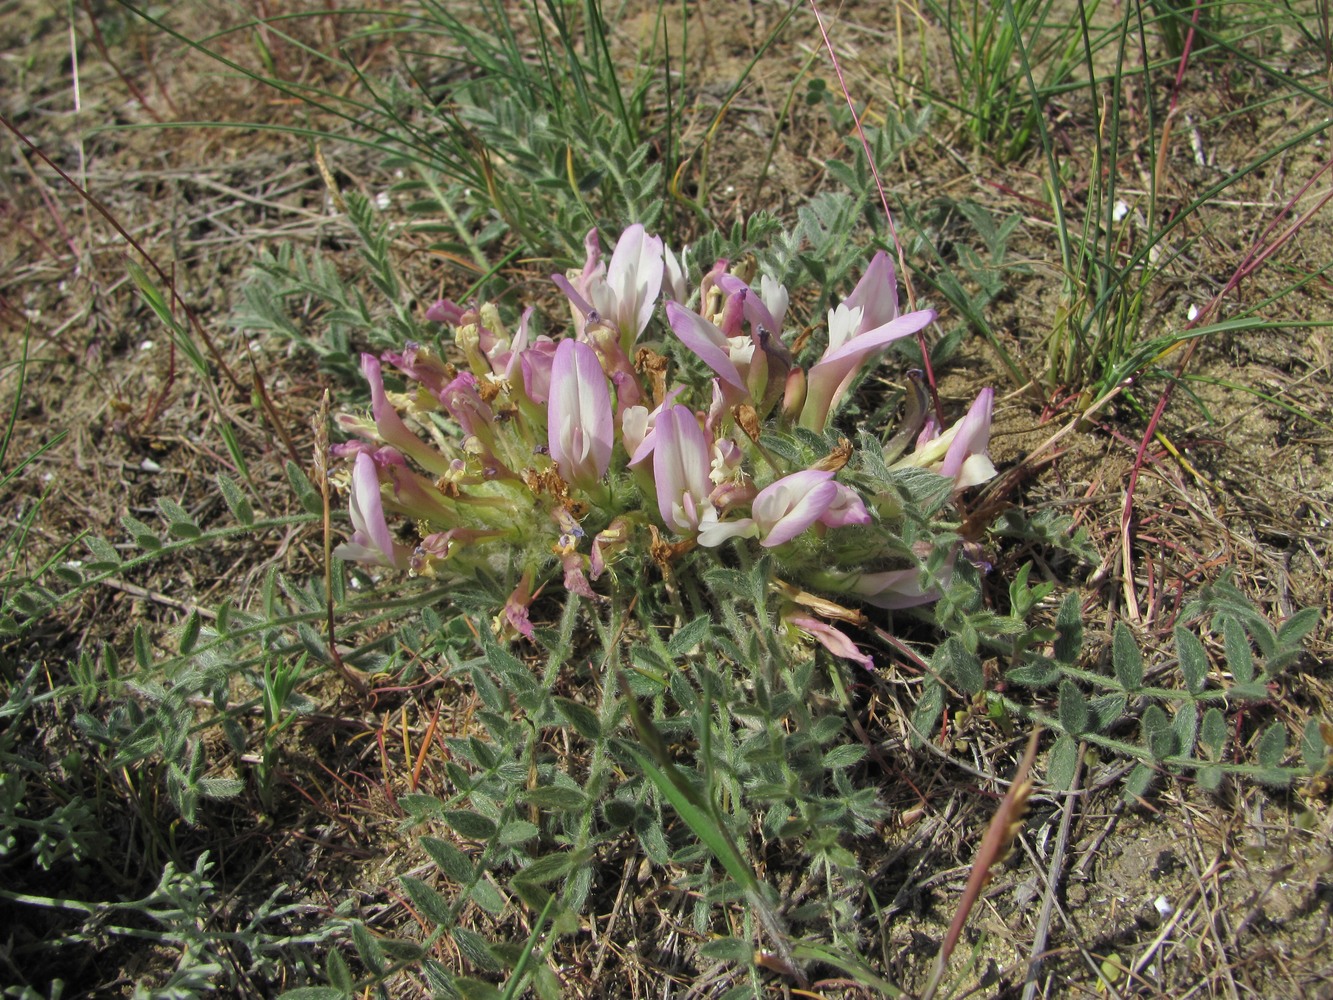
left=497, top=571, right=537, bottom=641
left=425, top=298, right=465, bottom=325
left=835, top=565, right=943, bottom=610
left=694, top=469, right=847, bottom=549
left=383, top=342, right=452, bottom=396
left=519, top=338, right=559, bottom=405
left=351, top=353, right=453, bottom=476
left=653, top=404, right=715, bottom=535
left=817, top=483, right=872, bottom=529
left=553, top=224, right=664, bottom=350
left=665, top=301, right=748, bottom=398
left=622, top=386, right=686, bottom=466
left=786, top=613, right=874, bottom=670
left=895, top=388, right=996, bottom=490
left=750, top=469, right=840, bottom=547
left=548, top=339, right=614, bottom=489
left=799, top=253, right=937, bottom=432
left=333, top=451, right=412, bottom=570
left=590, top=518, right=630, bottom=581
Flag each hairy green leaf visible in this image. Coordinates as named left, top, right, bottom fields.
left=1112, top=622, right=1143, bottom=691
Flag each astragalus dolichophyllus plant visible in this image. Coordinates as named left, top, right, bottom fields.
left=331, top=225, right=996, bottom=668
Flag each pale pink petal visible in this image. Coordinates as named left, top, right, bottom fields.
left=788, top=614, right=874, bottom=670
left=653, top=405, right=712, bottom=533
left=752, top=469, right=838, bottom=547
left=841, top=251, right=900, bottom=333
left=548, top=339, right=614, bottom=487
left=800, top=308, right=936, bottom=432
left=336, top=451, right=411, bottom=570
left=818, top=483, right=872, bottom=528
left=361, top=353, right=453, bottom=475
left=666, top=302, right=746, bottom=393
left=938, top=388, right=994, bottom=483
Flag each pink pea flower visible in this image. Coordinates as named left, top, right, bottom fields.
left=553, top=224, right=665, bottom=351
left=547, top=339, right=614, bottom=489
left=498, top=571, right=537, bottom=641
left=425, top=298, right=465, bottom=325
left=333, top=451, right=412, bottom=570
left=786, top=613, right=874, bottom=670
left=750, top=469, right=841, bottom=547
left=652, top=404, right=715, bottom=536
left=800, top=253, right=937, bottom=432
left=344, top=354, right=453, bottom=477
left=895, top=388, right=997, bottom=490
left=695, top=469, right=849, bottom=549
left=833, top=560, right=953, bottom=610
left=818, top=482, right=873, bottom=529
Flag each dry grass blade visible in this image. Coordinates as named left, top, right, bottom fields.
left=920, top=728, right=1042, bottom=1000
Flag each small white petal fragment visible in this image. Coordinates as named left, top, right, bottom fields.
left=1112, top=200, right=1129, bottom=223
left=140, top=458, right=163, bottom=473
left=1187, top=303, right=1200, bottom=322
left=1153, top=895, right=1173, bottom=919
left=375, top=191, right=391, bottom=210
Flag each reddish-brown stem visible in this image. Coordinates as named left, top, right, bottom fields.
left=806, top=0, right=944, bottom=424
left=80, top=0, right=164, bottom=124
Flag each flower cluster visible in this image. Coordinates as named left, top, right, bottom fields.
left=331, top=227, right=996, bottom=668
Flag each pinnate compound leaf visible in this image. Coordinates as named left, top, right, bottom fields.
left=422, top=836, right=476, bottom=884
left=1112, top=622, right=1143, bottom=691
left=553, top=697, right=601, bottom=740
left=1257, top=723, right=1287, bottom=769
left=1175, top=626, right=1208, bottom=694
left=445, top=810, right=498, bottom=841
left=1057, top=679, right=1089, bottom=736
left=1200, top=707, right=1228, bottom=760
left=667, top=614, right=712, bottom=657
left=401, top=875, right=454, bottom=926
left=1223, top=616, right=1254, bottom=684
left=217, top=473, right=255, bottom=525
left=1048, top=733, right=1080, bottom=791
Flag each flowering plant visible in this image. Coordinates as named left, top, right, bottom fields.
left=331, top=226, right=995, bottom=668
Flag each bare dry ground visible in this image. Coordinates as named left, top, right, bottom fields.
left=2, top=1, right=1331, bottom=997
